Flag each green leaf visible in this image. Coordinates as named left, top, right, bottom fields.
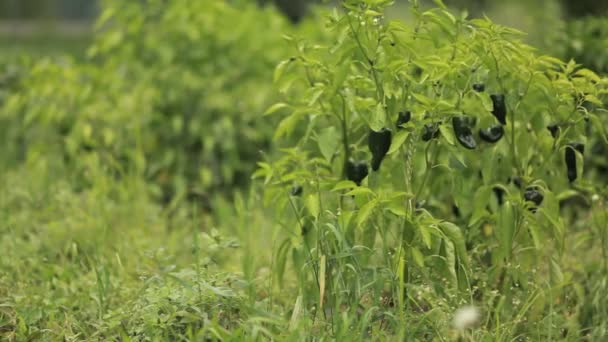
left=589, top=113, right=608, bottom=145
left=432, top=0, right=447, bottom=9
left=307, top=87, right=325, bottom=106
left=344, top=187, right=375, bottom=197
left=412, top=247, right=425, bottom=267
left=264, top=102, right=289, bottom=116
left=317, top=127, right=340, bottom=163
left=288, top=295, right=303, bottom=331
left=319, top=254, right=326, bottom=310
left=327, top=62, right=350, bottom=98
left=306, top=194, right=320, bottom=218
left=274, top=59, right=291, bottom=83
left=357, top=199, right=378, bottom=228
left=575, top=68, right=601, bottom=84
left=468, top=185, right=492, bottom=227
left=385, top=202, right=407, bottom=217
left=411, top=92, right=432, bottom=107
left=439, top=221, right=470, bottom=270
left=419, top=224, right=432, bottom=249
left=439, top=124, right=455, bottom=146
left=387, top=130, right=410, bottom=155
left=443, top=240, right=458, bottom=288
left=584, top=94, right=603, bottom=106
left=274, top=109, right=306, bottom=140
left=332, top=180, right=358, bottom=191
left=369, top=102, right=387, bottom=131
left=498, top=201, right=515, bottom=262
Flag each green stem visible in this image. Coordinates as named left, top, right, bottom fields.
left=340, top=94, right=350, bottom=178
left=415, top=140, right=439, bottom=200
left=347, top=14, right=384, bottom=102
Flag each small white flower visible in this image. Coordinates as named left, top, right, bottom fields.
left=453, top=305, right=481, bottom=330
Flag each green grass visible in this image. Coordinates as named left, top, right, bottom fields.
left=0, top=161, right=260, bottom=339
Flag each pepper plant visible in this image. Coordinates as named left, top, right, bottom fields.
left=258, top=0, right=607, bottom=337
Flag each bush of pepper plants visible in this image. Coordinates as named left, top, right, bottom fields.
left=257, top=0, right=608, bottom=338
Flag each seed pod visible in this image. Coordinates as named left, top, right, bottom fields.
left=452, top=116, right=477, bottom=149
left=421, top=123, right=440, bottom=141
left=490, top=94, right=507, bottom=125
left=368, top=128, right=392, bottom=171
left=472, top=83, right=485, bottom=92
left=290, top=184, right=303, bottom=197
left=396, top=111, right=411, bottom=129
left=346, top=160, right=369, bottom=186
left=546, top=124, right=560, bottom=139
left=478, top=124, right=504, bottom=143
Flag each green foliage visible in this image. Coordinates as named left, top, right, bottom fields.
left=0, top=160, right=265, bottom=340
left=2, top=0, right=608, bottom=340
left=261, top=0, right=608, bottom=338
left=556, top=16, right=608, bottom=74
left=1, top=0, right=300, bottom=204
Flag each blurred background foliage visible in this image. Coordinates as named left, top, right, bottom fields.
left=1, top=0, right=608, bottom=71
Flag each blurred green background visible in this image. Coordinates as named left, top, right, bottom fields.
left=2, top=0, right=607, bottom=61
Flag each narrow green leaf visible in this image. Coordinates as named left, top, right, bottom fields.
left=332, top=181, right=358, bottom=191
left=439, top=221, right=470, bottom=270
left=264, top=102, right=289, bottom=116
left=412, top=247, right=425, bottom=267
left=498, top=201, right=515, bottom=262
left=357, top=199, right=378, bottom=227
left=387, top=130, right=410, bottom=154
left=306, top=194, right=320, bottom=218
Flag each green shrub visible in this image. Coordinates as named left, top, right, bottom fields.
left=90, top=0, right=290, bottom=199
left=259, top=0, right=608, bottom=338
left=1, top=0, right=308, bottom=203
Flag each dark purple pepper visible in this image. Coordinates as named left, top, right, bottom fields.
left=490, top=94, right=507, bottom=125
left=569, top=142, right=585, bottom=155
left=524, top=187, right=544, bottom=206
left=472, top=83, right=485, bottom=92
left=478, top=124, right=504, bottom=143
left=452, top=204, right=461, bottom=217
left=524, top=187, right=543, bottom=212
left=565, top=142, right=584, bottom=183
left=452, top=116, right=477, bottom=149
left=547, top=124, right=560, bottom=139
left=509, top=176, right=522, bottom=189
left=421, top=123, right=440, bottom=141
left=290, top=184, right=303, bottom=197
left=368, top=128, right=392, bottom=171
left=493, top=186, right=505, bottom=205
left=346, top=160, right=369, bottom=186
left=396, top=111, right=411, bottom=129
